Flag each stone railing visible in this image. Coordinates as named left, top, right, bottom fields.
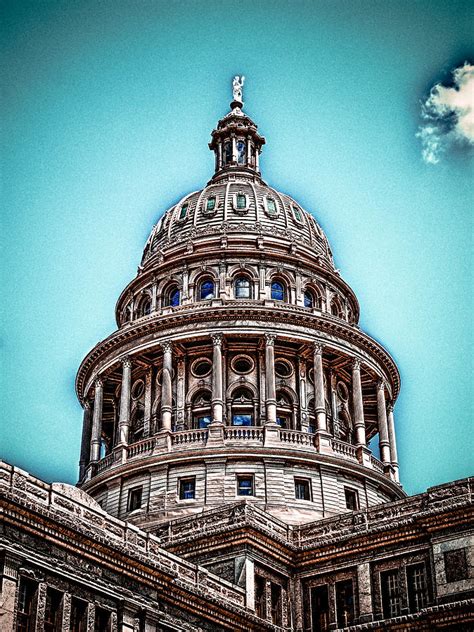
left=224, top=427, right=264, bottom=443
left=171, top=429, right=208, bottom=449
left=280, top=429, right=314, bottom=448
left=332, top=438, right=358, bottom=461
left=89, top=427, right=395, bottom=484
left=0, top=461, right=247, bottom=608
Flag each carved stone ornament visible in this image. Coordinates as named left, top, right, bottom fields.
left=211, top=332, right=223, bottom=346
left=264, top=333, right=276, bottom=345
left=160, top=341, right=173, bottom=354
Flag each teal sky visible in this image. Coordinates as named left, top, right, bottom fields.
left=1, top=0, right=472, bottom=495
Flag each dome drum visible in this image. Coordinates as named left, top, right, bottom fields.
left=77, top=87, right=404, bottom=527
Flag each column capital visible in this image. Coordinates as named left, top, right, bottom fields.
left=264, top=333, right=276, bottom=346
left=160, top=340, right=173, bottom=354
left=351, top=358, right=361, bottom=371
left=387, top=402, right=394, bottom=413
left=84, top=400, right=92, bottom=411
left=313, top=342, right=324, bottom=355
left=376, top=378, right=386, bottom=392
left=211, top=332, right=224, bottom=347
left=121, top=356, right=132, bottom=369
left=94, top=377, right=103, bottom=389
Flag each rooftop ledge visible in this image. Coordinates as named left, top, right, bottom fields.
left=83, top=426, right=396, bottom=484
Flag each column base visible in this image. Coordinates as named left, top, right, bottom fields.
left=153, top=430, right=171, bottom=454
left=356, top=445, right=372, bottom=467
left=263, top=423, right=281, bottom=447
left=315, top=430, right=333, bottom=454
left=207, top=422, right=225, bottom=447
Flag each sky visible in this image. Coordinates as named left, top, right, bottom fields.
left=1, top=0, right=472, bottom=496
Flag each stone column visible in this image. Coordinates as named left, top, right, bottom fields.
left=377, top=380, right=391, bottom=465
left=255, top=147, right=260, bottom=171
left=231, top=135, right=237, bottom=163
left=61, top=593, right=72, bottom=631
left=90, top=378, right=104, bottom=462
left=79, top=401, right=92, bottom=480
left=352, top=360, right=366, bottom=446
left=151, top=279, right=158, bottom=311
left=217, top=140, right=222, bottom=170
left=211, top=333, right=224, bottom=423
left=86, top=602, right=95, bottom=632
left=35, top=582, right=47, bottom=632
left=0, top=553, right=21, bottom=632
left=265, top=334, right=277, bottom=424
left=387, top=404, right=400, bottom=482
left=118, top=357, right=132, bottom=446
left=143, top=370, right=152, bottom=438
left=160, top=342, right=173, bottom=431
left=246, top=137, right=252, bottom=168
left=357, top=563, right=373, bottom=623
left=313, top=344, right=327, bottom=432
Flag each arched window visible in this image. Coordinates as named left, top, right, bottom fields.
left=192, top=390, right=212, bottom=429
left=330, top=297, right=344, bottom=318
left=164, top=285, right=180, bottom=307
left=237, top=140, right=246, bottom=164
left=199, top=278, right=215, bottom=301
left=271, top=280, right=285, bottom=302
left=231, top=388, right=254, bottom=426
left=307, top=398, right=316, bottom=434
left=224, top=141, right=232, bottom=164
left=234, top=276, right=252, bottom=299
left=276, top=392, right=293, bottom=429
left=304, top=290, right=314, bottom=308
left=137, top=295, right=152, bottom=317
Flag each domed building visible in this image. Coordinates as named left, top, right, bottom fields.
left=1, top=81, right=472, bottom=632
left=76, top=82, right=403, bottom=530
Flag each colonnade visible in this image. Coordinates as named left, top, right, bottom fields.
left=81, top=336, right=399, bottom=481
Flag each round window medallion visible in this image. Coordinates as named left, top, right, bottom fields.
left=131, top=380, right=145, bottom=400
left=191, top=358, right=212, bottom=378
left=231, top=355, right=254, bottom=375
left=337, top=381, right=349, bottom=401
left=275, top=359, right=293, bottom=378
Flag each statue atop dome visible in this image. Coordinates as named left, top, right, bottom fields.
left=231, top=75, right=245, bottom=109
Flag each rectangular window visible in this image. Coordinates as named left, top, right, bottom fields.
left=127, top=486, right=142, bottom=512
left=336, top=579, right=355, bottom=628
left=270, top=582, right=282, bottom=626
left=179, top=477, right=196, bottom=500
left=70, top=598, right=87, bottom=632
left=16, top=578, right=37, bottom=632
left=94, top=607, right=111, bottom=632
left=381, top=569, right=402, bottom=619
left=444, top=548, right=468, bottom=583
left=44, top=587, right=62, bottom=632
left=179, top=203, right=188, bottom=219
left=232, top=414, right=252, bottom=426
left=294, top=478, right=311, bottom=501
left=206, top=197, right=216, bottom=211
left=311, top=585, right=330, bottom=632
left=237, top=475, right=254, bottom=496
left=407, top=563, right=428, bottom=612
left=266, top=198, right=277, bottom=214
left=255, top=574, right=266, bottom=619
left=344, top=487, right=359, bottom=510
left=276, top=416, right=288, bottom=428
left=293, top=206, right=302, bottom=222
left=196, top=415, right=211, bottom=429
left=236, top=193, right=246, bottom=209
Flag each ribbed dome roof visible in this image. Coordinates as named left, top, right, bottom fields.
left=141, top=174, right=334, bottom=267
left=142, top=82, right=334, bottom=268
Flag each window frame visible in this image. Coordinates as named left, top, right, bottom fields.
left=344, top=487, right=359, bottom=511
left=198, top=277, right=215, bottom=301
left=234, top=276, right=253, bottom=299
left=271, top=280, right=286, bottom=302
left=178, top=203, right=189, bottom=221
left=178, top=477, right=196, bottom=500
left=264, top=196, right=279, bottom=218
left=294, top=477, right=312, bottom=501
left=236, top=474, right=254, bottom=496
left=127, top=486, right=143, bottom=512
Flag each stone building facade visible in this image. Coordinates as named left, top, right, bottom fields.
left=1, top=83, right=473, bottom=630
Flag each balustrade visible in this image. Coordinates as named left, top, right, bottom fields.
left=224, top=427, right=263, bottom=443
left=171, top=428, right=208, bottom=447
left=280, top=429, right=314, bottom=448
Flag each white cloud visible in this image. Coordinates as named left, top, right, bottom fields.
left=417, top=62, right=474, bottom=164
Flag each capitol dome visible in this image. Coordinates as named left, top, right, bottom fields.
left=77, top=80, right=403, bottom=528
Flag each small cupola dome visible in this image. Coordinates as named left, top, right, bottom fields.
left=209, top=76, right=266, bottom=181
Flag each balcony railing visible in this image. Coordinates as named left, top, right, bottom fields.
left=89, top=426, right=389, bottom=482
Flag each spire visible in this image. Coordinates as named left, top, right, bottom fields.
left=209, top=76, right=266, bottom=180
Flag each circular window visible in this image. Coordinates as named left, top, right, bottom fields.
left=191, top=358, right=212, bottom=378
left=231, top=355, right=254, bottom=375
left=337, top=381, right=349, bottom=402
left=275, top=359, right=293, bottom=378
left=131, top=379, right=145, bottom=400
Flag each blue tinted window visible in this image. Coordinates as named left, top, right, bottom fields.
left=271, top=281, right=285, bottom=301
left=197, top=416, right=211, bottom=429
left=206, top=197, right=216, bottom=211
left=237, top=476, right=254, bottom=496
left=179, top=479, right=195, bottom=500
left=267, top=198, right=277, bottom=214
left=200, top=280, right=214, bottom=300
left=224, top=142, right=232, bottom=164
left=169, top=288, right=180, bottom=307
left=304, top=291, right=313, bottom=308
left=236, top=193, right=246, bottom=209
left=276, top=417, right=287, bottom=428
left=237, top=141, right=246, bottom=165
left=179, top=204, right=188, bottom=220
left=232, top=414, right=252, bottom=426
